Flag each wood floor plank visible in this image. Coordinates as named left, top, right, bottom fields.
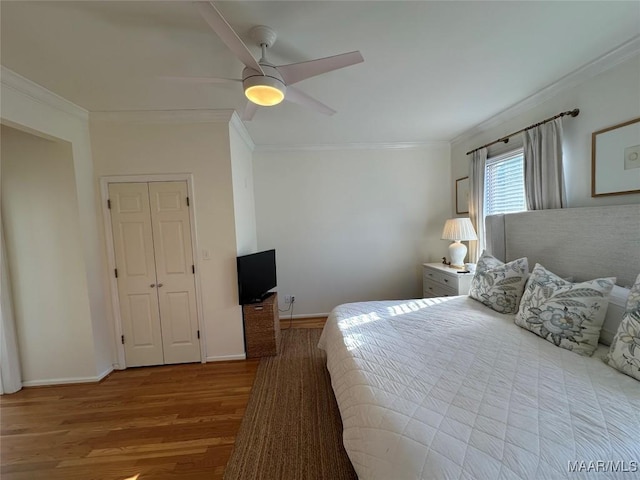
left=0, top=318, right=324, bottom=479
left=0, top=359, right=260, bottom=480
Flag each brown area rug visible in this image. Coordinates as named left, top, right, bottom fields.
left=223, top=328, right=357, bottom=480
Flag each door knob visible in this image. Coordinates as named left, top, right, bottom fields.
left=157, top=283, right=164, bottom=288
left=150, top=283, right=156, bottom=288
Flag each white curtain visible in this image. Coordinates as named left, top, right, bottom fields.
left=468, top=147, right=487, bottom=263
left=523, top=118, right=566, bottom=210
left=0, top=220, right=22, bottom=394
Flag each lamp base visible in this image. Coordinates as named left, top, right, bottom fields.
left=448, top=241, right=467, bottom=269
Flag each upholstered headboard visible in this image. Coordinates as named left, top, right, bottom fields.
left=486, top=205, right=639, bottom=345
left=486, top=204, right=640, bottom=288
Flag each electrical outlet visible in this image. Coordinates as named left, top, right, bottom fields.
left=284, top=295, right=292, bottom=304
left=291, top=296, right=295, bottom=303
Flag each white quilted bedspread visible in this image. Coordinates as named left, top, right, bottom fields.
left=318, top=296, right=640, bottom=480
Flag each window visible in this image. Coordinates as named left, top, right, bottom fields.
left=484, top=149, right=527, bottom=216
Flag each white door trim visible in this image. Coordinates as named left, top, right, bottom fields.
left=100, top=174, right=207, bottom=368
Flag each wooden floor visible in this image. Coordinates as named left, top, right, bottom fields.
left=0, top=317, right=326, bottom=480
left=279, top=316, right=326, bottom=330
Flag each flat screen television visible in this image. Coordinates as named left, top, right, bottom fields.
left=236, top=249, right=277, bottom=305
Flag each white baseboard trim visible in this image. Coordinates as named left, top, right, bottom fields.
left=206, top=354, right=246, bottom=362
left=22, top=368, right=114, bottom=387
left=279, top=313, right=331, bottom=320
left=97, top=366, right=114, bottom=381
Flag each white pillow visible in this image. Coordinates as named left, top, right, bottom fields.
left=607, top=273, right=640, bottom=381
left=600, top=284, right=631, bottom=345
left=469, top=251, right=528, bottom=314
left=515, top=263, right=615, bottom=356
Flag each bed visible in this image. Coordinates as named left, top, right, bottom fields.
left=318, top=205, right=640, bottom=479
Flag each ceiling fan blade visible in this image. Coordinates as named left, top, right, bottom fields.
left=194, top=2, right=264, bottom=75
left=242, top=101, right=258, bottom=121
left=160, top=76, right=241, bottom=84
left=277, top=51, right=363, bottom=86
left=285, top=86, right=336, bottom=116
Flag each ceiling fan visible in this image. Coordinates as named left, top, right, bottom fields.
left=165, top=2, right=364, bottom=121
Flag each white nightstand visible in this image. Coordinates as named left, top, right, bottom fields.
left=422, top=263, right=474, bottom=298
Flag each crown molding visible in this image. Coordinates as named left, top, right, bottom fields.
left=90, top=109, right=236, bottom=124
left=1, top=65, right=89, bottom=120
left=229, top=111, right=255, bottom=151
left=451, top=35, right=640, bottom=146
left=255, top=140, right=449, bottom=153
left=90, top=109, right=256, bottom=149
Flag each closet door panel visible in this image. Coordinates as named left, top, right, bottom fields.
left=108, top=183, right=164, bottom=367
left=165, top=291, right=193, bottom=343
left=149, top=181, right=201, bottom=364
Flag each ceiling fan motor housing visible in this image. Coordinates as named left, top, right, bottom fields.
left=242, top=63, right=287, bottom=106
left=249, top=25, right=277, bottom=49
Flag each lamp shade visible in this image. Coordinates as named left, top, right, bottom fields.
left=441, top=218, right=478, bottom=241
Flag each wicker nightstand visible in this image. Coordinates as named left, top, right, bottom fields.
left=242, top=292, right=280, bottom=358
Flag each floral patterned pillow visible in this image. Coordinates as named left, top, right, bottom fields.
left=607, top=273, right=640, bottom=381
left=469, top=251, right=529, bottom=314
left=515, top=263, right=615, bottom=356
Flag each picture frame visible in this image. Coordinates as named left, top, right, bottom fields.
left=455, top=176, right=469, bottom=214
left=592, top=117, right=640, bottom=197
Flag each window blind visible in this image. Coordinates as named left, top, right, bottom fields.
left=484, top=150, right=526, bottom=216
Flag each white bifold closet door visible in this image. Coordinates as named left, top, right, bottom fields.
left=108, top=181, right=200, bottom=367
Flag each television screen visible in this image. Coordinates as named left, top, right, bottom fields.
left=237, top=249, right=277, bottom=305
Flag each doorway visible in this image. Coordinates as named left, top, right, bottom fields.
left=106, top=180, right=202, bottom=367
left=1, top=124, right=89, bottom=387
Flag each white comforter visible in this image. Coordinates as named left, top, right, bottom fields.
left=318, top=296, right=640, bottom=480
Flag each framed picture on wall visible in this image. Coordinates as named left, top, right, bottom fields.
left=456, top=176, right=469, bottom=214
left=592, top=117, right=640, bottom=197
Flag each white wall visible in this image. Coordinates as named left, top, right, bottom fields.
left=451, top=54, right=640, bottom=209
left=254, top=145, right=451, bottom=316
left=1, top=126, right=97, bottom=383
left=89, top=116, right=246, bottom=361
left=1, top=67, right=113, bottom=384
left=229, top=119, right=257, bottom=256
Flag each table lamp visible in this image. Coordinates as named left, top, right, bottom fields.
left=441, top=218, right=478, bottom=269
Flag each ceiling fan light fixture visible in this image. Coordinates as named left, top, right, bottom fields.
left=245, top=84, right=285, bottom=106
left=244, top=75, right=286, bottom=106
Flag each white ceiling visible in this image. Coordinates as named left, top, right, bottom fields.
left=1, top=1, right=639, bottom=146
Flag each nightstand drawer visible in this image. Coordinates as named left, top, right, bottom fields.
left=423, top=269, right=458, bottom=289
left=422, top=263, right=473, bottom=297
left=423, top=279, right=457, bottom=298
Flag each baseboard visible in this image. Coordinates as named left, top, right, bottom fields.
left=206, top=354, right=247, bottom=362
left=22, top=368, right=114, bottom=387
left=96, top=366, right=114, bottom=382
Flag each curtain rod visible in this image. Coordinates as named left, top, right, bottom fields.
left=465, top=108, right=580, bottom=156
